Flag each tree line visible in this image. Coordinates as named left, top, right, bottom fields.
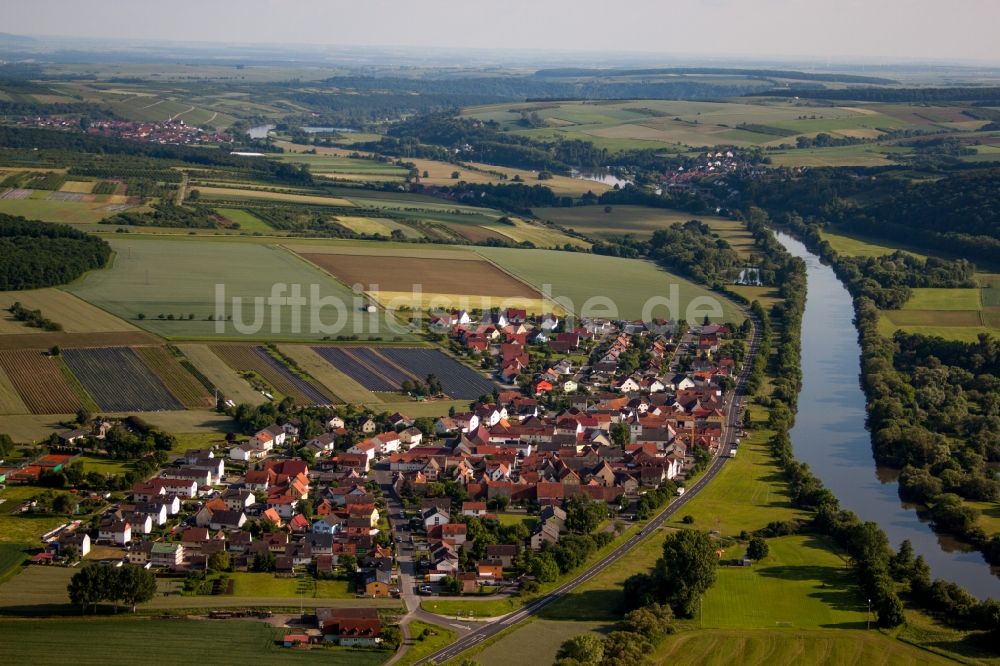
left=68, top=563, right=157, bottom=613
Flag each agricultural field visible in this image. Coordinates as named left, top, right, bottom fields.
left=0, top=363, right=28, bottom=415
left=133, top=346, right=214, bottom=408
left=533, top=205, right=713, bottom=239
left=877, top=286, right=1000, bottom=342
left=649, top=628, right=955, bottom=666
left=0, top=289, right=138, bottom=336
left=313, top=346, right=496, bottom=399
left=67, top=237, right=389, bottom=340
left=62, top=347, right=184, bottom=412
left=477, top=246, right=745, bottom=322
left=0, top=349, right=87, bottom=414
left=0, top=619, right=386, bottom=666
left=296, top=248, right=550, bottom=313
left=193, top=185, right=354, bottom=207
left=333, top=216, right=424, bottom=239
left=174, top=344, right=266, bottom=406
left=213, top=207, right=273, bottom=232
left=532, top=205, right=756, bottom=258
left=209, top=344, right=333, bottom=405
left=0, top=197, right=126, bottom=224
left=277, top=344, right=375, bottom=404
left=462, top=99, right=914, bottom=151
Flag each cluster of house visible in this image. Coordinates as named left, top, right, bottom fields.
left=20, top=116, right=232, bottom=145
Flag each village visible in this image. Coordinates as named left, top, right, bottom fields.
left=0, top=309, right=747, bottom=650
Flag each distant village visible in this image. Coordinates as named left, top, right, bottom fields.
left=20, top=116, right=233, bottom=145
left=1, top=311, right=747, bottom=648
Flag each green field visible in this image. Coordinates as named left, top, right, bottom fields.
left=902, top=288, right=982, bottom=311
left=650, top=628, right=954, bottom=665
left=0, top=486, right=72, bottom=546
left=477, top=246, right=745, bottom=323
left=474, top=620, right=606, bottom=666
left=215, top=207, right=274, bottom=231
left=396, top=621, right=458, bottom=666
left=462, top=99, right=916, bottom=152
left=67, top=237, right=399, bottom=340
left=532, top=205, right=725, bottom=240
left=0, top=619, right=386, bottom=666
left=0, top=544, right=28, bottom=584
left=818, top=230, right=909, bottom=258
left=0, top=199, right=120, bottom=224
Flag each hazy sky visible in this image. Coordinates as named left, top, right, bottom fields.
left=6, top=0, right=1000, bottom=63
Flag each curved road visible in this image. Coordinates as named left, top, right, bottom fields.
left=415, top=314, right=761, bottom=664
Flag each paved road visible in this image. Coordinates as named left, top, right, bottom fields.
left=414, top=314, right=761, bottom=664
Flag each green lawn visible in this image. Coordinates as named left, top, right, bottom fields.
left=0, top=618, right=388, bottom=665
left=0, top=486, right=76, bottom=546
left=420, top=597, right=519, bottom=619
left=494, top=513, right=537, bottom=531
left=396, top=620, right=458, bottom=666
left=77, top=455, right=133, bottom=475
left=477, top=246, right=744, bottom=323
left=227, top=572, right=354, bottom=598
left=67, top=237, right=405, bottom=341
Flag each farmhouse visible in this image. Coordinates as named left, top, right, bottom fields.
left=317, top=608, right=382, bottom=646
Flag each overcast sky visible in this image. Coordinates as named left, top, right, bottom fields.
left=6, top=0, right=1000, bottom=63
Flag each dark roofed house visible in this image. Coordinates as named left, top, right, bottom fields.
left=317, top=607, right=382, bottom=646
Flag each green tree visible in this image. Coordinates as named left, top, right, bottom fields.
left=555, top=634, right=604, bottom=665
left=651, top=530, right=718, bottom=617
left=117, top=564, right=158, bottom=613
left=208, top=551, right=231, bottom=573
left=0, top=433, right=14, bottom=458
left=746, top=536, right=769, bottom=561
left=564, top=496, right=608, bottom=534
left=601, top=631, right=652, bottom=666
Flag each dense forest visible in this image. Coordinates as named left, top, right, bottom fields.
left=0, top=215, right=111, bottom=290
left=739, top=167, right=1000, bottom=266
left=759, top=86, right=1000, bottom=103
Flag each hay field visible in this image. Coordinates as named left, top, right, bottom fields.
left=0, top=289, right=137, bottom=335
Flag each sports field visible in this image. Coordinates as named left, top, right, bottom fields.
left=477, top=246, right=744, bottom=322
left=67, top=237, right=392, bottom=340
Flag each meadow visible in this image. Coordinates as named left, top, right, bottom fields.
left=476, top=246, right=745, bottom=322
left=67, top=237, right=395, bottom=340
left=214, top=207, right=274, bottom=232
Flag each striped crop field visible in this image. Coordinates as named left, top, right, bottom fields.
left=134, top=346, right=214, bottom=408
left=313, top=346, right=496, bottom=399
left=0, top=349, right=87, bottom=414
left=63, top=347, right=184, bottom=412
left=210, top=344, right=332, bottom=405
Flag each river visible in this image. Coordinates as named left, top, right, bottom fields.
left=774, top=230, right=1000, bottom=599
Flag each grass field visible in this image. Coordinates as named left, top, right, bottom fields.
left=0, top=619, right=388, bottom=665
left=0, top=544, right=29, bottom=584
left=0, top=289, right=138, bottom=335
left=474, top=620, right=606, bottom=666
left=904, top=288, right=982, bottom=311
left=214, top=207, right=273, bottom=231
left=819, top=230, right=925, bottom=259
left=0, top=487, right=71, bottom=546
left=650, top=628, right=954, bottom=665
left=477, top=246, right=745, bottom=323
left=396, top=621, right=458, bottom=666
left=334, top=216, right=424, bottom=240
left=68, top=237, right=392, bottom=340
